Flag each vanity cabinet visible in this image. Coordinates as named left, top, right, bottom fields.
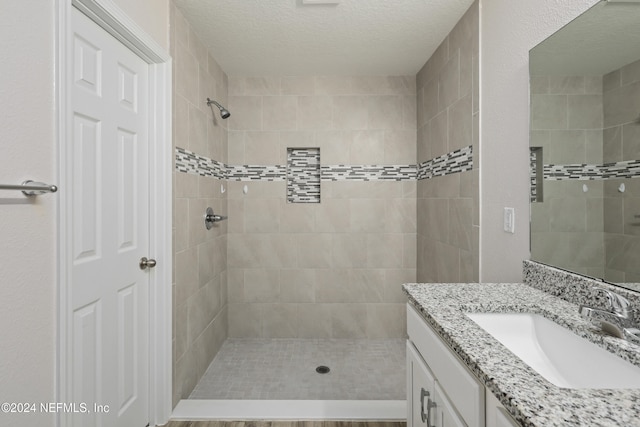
left=407, top=304, right=485, bottom=427
left=485, top=392, right=520, bottom=427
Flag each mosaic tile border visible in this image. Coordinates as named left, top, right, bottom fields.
left=543, top=159, right=640, bottom=180
left=321, top=165, right=417, bottom=181
left=175, top=147, right=227, bottom=179
left=417, top=145, right=473, bottom=180
left=175, top=146, right=474, bottom=182
left=287, top=148, right=321, bottom=203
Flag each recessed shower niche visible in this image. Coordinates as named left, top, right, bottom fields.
left=286, top=147, right=321, bottom=203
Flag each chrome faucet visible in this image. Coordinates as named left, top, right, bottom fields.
left=579, top=288, right=640, bottom=345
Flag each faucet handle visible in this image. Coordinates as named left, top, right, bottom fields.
left=593, top=287, right=631, bottom=317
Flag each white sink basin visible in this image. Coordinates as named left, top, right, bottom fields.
left=465, top=312, right=640, bottom=389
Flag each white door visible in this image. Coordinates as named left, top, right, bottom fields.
left=68, top=6, right=150, bottom=427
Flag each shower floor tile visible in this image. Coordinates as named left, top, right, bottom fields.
left=189, top=338, right=406, bottom=400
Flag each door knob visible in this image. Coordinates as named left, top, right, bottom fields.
left=139, top=257, right=157, bottom=270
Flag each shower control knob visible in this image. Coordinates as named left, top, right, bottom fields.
left=139, top=257, right=157, bottom=270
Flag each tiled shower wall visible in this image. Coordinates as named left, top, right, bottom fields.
left=416, top=1, right=479, bottom=282
left=530, top=74, right=605, bottom=278
left=171, top=3, right=229, bottom=405
left=226, top=76, right=417, bottom=338
left=602, top=60, right=640, bottom=283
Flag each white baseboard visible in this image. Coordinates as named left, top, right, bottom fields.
left=171, top=399, right=406, bottom=421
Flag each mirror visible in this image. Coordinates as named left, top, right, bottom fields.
left=529, top=0, right=640, bottom=293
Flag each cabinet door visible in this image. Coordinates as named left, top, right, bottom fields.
left=407, top=341, right=436, bottom=427
left=434, top=382, right=467, bottom=427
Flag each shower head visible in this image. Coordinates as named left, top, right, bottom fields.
left=206, top=98, right=231, bottom=119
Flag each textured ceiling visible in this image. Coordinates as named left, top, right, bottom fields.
left=530, top=1, right=640, bottom=76
left=173, top=0, right=475, bottom=76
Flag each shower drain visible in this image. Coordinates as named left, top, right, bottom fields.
left=315, top=365, right=330, bottom=374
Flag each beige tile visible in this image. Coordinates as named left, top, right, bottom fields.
left=332, top=96, right=368, bottom=130
left=228, top=303, right=262, bottom=338
left=228, top=96, right=263, bottom=131
left=243, top=268, right=280, bottom=303
left=227, top=199, right=244, bottom=233
left=423, top=78, right=439, bottom=122
left=586, top=198, right=604, bottom=232
left=187, top=286, right=209, bottom=342
left=530, top=94, right=567, bottom=130
left=188, top=198, right=208, bottom=247
left=438, top=53, right=460, bottom=110
left=281, top=76, right=316, bottom=95
left=449, top=198, right=473, bottom=251
left=174, top=94, right=189, bottom=149
left=350, top=199, right=387, bottom=232
left=244, top=198, right=280, bottom=233
left=604, top=81, right=640, bottom=127
left=448, top=94, right=472, bottom=152
left=603, top=126, right=622, bottom=163
left=434, top=241, right=460, bottom=283
left=350, top=268, right=385, bottom=303
left=279, top=200, right=315, bottom=232
left=298, top=96, right=333, bottom=130
left=174, top=347, right=197, bottom=400
left=384, top=129, right=416, bottom=164
left=568, top=94, right=603, bottom=129
left=384, top=269, right=416, bottom=302
left=296, top=234, right=332, bottom=268
left=429, top=110, right=448, bottom=158
left=331, top=304, right=367, bottom=338
left=603, top=69, right=621, bottom=93
left=175, top=198, right=189, bottom=252
left=423, top=38, right=449, bottom=82
left=175, top=301, right=188, bottom=360
left=296, top=303, right=332, bottom=338
left=349, top=130, right=385, bottom=164
left=385, top=198, right=416, bottom=233
left=174, top=40, right=199, bottom=106
left=549, top=76, right=585, bottom=95
left=332, top=234, right=367, bottom=268
left=549, top=197, right=587, bottom=232
left=262, top=303, right=298, bottom=338
left=314, top=269, right=352, bottom=302
left=351, top=76, right=393, bottom=95
left=197, top=241, right=214, bottom=287
left=227, top=234, right=264, bottom=268
left=403, top=234, right=417, bottom=268
left=368, top=95, right=403, bottom=130
left=279, top=269, right=316, bottom=303
left=366, top=233, right=403, bottom=268
left=227, top=268, right=244, bottom=303
left=261, top=234, right=299, bottom=268
left=585, top=76, right=603, bottom=95
left=402, top=95, right=417, bottom=130
left=530, top=76, right=550, bottom=95
left=314, top=198, right=349, bottom=232
left=175, top=170, right=199, bottom=199
left=621, top=58, right=640, bottom=86
left=622, top=123, right=640, bottom=161
left=366, top=304, right=406, bottom=338
left=389, top=76, right=417, bottom=95
left=314, top=76, right=351, bottom=95
left=263, top=96, right=298, bottom=131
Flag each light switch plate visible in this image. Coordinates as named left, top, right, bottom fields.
left=504, top=207, right=515, bottom=233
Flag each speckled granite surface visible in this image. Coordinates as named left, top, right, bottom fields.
left=403, top=282, right=640, bottom=427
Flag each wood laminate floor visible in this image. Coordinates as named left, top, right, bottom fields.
left=164, top=421, right=406, bottom=427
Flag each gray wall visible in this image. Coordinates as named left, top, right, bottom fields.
left=416, top=1, right=479, bottom=283
left=530, top=75, right=604, bottom=278
left=171, top=3, right=229, bottom=405
left=603, top=59, right=640, bottom=283
left=226, top=76, right=417, bottom=339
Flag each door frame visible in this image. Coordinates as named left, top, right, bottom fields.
left=56, top=0, right=172, bottom=425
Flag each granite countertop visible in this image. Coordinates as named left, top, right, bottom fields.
left=403, top=283, right=640, bottom=427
